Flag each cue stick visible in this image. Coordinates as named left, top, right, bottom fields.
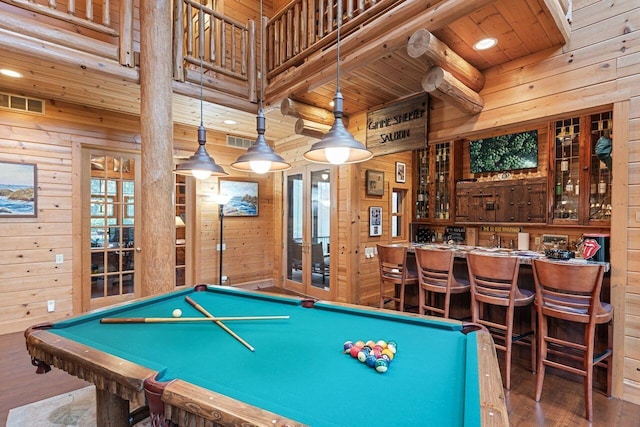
left=185, top=296, right=255, bottom=352
left=100, top=315, right=290, bottom=324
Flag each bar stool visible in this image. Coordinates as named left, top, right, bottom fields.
left=377, top=244, right=418, bottom=312
left=532, top=259, right=613, bottom=421
left=414, top=247, right=470, bottom=318
left=466, top=252, right=536, bottom=389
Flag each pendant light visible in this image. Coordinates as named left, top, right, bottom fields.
left=303, top=1, right=372, bottom=165
left=174, top=53, right=227, bottom=180
left=231, top=0, right=290, bottom=174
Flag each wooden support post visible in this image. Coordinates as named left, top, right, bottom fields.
left=407, top=28, right=485, bottom=92
left=281, top=97, right=348, bottom=127
left=422, top=66, right=484, bottom=115
left=294, top=118, right=331, bottom=139
left=140, top=1, right=175, bottom=296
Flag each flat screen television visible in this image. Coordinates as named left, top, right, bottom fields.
left=469, top=130, right=538, bottom=174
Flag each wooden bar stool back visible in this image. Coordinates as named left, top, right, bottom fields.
left=466, top=252, right=536, bottom=389
left=377, top=244, right=418, bottom=312
left=531, top=259, right=612, bottom=421
left=414, top=247, right=470, bottom=318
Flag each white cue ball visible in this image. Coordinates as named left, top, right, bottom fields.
left=172, top=309, right=182, bottom=318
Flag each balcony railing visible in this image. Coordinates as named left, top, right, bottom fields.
left=265, top=0, right=401, bottom=78
left=173, top=0, right=256, bottom=101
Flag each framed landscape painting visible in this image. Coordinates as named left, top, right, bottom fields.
left=0, top=161, right=37, bottom=218
left=219, top=180, right=258, bottom=217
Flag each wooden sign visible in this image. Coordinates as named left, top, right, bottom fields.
left=366, top=95, right=428, bottom=156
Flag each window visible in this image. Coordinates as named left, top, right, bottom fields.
left=391, top=189, right=406, bottom=239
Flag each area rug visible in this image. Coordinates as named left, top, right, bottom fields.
left=7, top=386, right=150, bottom=427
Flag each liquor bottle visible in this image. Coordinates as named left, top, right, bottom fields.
left=598, top=178, right=607, bottom=194
left=565, top=178, right=573, bottom=194
left=555, top=180, right=562, bottom=196
left=574, top=179, right=580, bottom=195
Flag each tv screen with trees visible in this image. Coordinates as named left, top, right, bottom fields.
left=469, top=130, right=538, bottom=174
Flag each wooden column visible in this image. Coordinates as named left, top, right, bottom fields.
left=140, top=1, right=175, bottom=296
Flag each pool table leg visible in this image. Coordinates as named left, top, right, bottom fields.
left=96, top=388, right=129, bottom=427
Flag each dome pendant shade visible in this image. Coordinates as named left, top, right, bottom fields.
left=174, top=125, right=228, bottom=179
left=231, top=111, right=290, bottom=173
left=304, top=92, right=372, bottom=164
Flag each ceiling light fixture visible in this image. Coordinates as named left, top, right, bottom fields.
left=174, top=51, right=227, bottom=180
left=303, top=1, right=372, bottom=165
left=473, top=37, right=498, bottom=51
left=0, top=69, right=23, bottom=78
left=223, top=119, right=237, bottom=125
left=231, top=0, right=290, bottom=174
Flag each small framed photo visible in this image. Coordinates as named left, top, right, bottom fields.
left=395, top=162, right=406, bottom=183
left=369, top=206, right=382, bottom=236
left=366, top=170, right=384, bottom=196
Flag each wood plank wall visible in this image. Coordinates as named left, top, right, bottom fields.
left=0, top=99, right=275, bottom=335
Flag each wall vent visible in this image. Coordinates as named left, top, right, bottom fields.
left=226, top=135, right=253, bottom=148
left=0, top=92, right=45, bottom=114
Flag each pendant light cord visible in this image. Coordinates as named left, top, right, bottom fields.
left=336, top=0, right=341, bottom=94
left=199, top=53, right=204, bottom=128
left=259, top=0, right=264, bottom=113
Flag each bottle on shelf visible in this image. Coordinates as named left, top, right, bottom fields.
left=555, top=180, right=562, bottom=196
left=574, top=179, right=580, bottom=196
left=565, top=178, right=573, bottom=194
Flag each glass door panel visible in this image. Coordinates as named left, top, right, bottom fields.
left=285, top=167, right=332, bottom=298
left=87, top=153, right=140, bottom=308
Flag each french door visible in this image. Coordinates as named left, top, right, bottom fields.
left=82, top=149, right=141, bottom=310
left=284, top=165, right=335, bottom=299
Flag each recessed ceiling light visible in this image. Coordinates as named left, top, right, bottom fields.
left=223, top=119, right=237, bottom=125
left=473, top=37, right=498, bottom=51
left=0, top=69, right=23, bottom=78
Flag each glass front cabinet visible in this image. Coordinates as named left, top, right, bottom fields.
left=551, top=110, right=612, bottom=226
left=414, top=141, right=461, bottom=223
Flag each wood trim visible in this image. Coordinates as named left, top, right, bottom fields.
left=610, top=100, right=630, bottom=399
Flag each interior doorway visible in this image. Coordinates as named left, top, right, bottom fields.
left=284, top=165, right=335, bottom=299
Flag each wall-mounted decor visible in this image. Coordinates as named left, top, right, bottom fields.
left=0, top=161, right=37, bottom=218
left=470, top=130, right=538, bottom=173
left=366, top=95, right=428, bottom=156
left=219, top=180, right=258, bottom=217
left=369, top=206, right=382, bottom=236
left=366, top=170, right=384, bottom=196
left=395, top=162, right=406, bottom=183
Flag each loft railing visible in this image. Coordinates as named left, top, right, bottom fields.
left=1, top=0, right=135, bottom=67
left=173, top=0, right=257, bottom=101
left=265, top=0, right=401, bottom=79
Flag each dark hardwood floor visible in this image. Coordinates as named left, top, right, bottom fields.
left=2, top=329, right=639, bottom=426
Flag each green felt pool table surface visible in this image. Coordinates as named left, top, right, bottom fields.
left=26, top=285, right=507, bottom=427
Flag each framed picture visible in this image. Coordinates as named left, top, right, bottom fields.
left=395, top=162, right=406, bottom=183
left=0, top=161, right=37, bottom=218
left=369, top=206, right=382, bottom=236
left=219, top=180, right=258, bottom=217
left=366, top=170, right=384, bottom=196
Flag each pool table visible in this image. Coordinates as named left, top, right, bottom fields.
left=25, top=285, right=508, bottom=427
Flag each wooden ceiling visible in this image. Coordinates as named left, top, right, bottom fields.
left=0, top=0, right=569, bottom=143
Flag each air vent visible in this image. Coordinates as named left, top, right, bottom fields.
left=0, top=92, right=45, bottom=114
left=227, top=135, right=253, bottom=148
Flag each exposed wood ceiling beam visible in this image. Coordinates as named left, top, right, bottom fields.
left=265, top=0, right=498, bottom=106
left=280, top=97, right=348, bottom=127
left=542, top=0, right=572, bottom=44
left=407, top=29, right=485, bottom=93
left=423, top=67, right=484, bottom=115
left=294, top=119, right=331, bottom=139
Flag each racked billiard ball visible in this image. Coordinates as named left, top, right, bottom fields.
left=375, top=359, right=389, bottom=373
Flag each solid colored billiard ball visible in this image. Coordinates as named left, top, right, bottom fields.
left=375, top=359, right=388, bottom=373
left=365, top=354, right=377, bottom=368
left=365, top=340, right=376, bottom=348
left=172, top=309, right=182, bottom=318
left=350, top=346, right=361, bottom=358
left=354, top=340, right=365, bottom=348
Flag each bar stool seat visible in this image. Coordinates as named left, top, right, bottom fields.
left=377, top=244, right=418, bottom=312
left=414, top=247, right=470, bottom=318
left=466, top=252, right=536, bottom=390
left=532, top=259, right=613, bottom=421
